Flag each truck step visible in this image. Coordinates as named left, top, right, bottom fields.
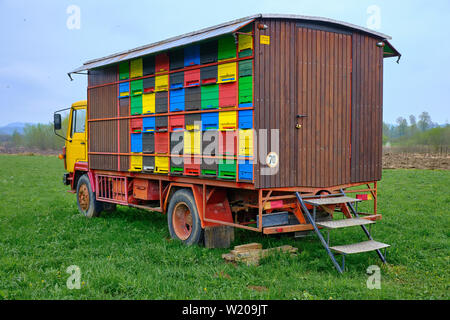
left=304, top=196, right=361, bottom=206
left=330, top=240, right=390, bottom=255
left=316, top=218, right=375, bottom=229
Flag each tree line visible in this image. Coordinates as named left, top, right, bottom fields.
left=383, top=111, right=449, bottom=150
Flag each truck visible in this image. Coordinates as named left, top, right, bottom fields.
left=54, top=14, right=400, bottom=273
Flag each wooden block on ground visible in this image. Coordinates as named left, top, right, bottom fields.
left=233, top=243, right=262, bottom=251
left=204, top=226, right=235, bottom=249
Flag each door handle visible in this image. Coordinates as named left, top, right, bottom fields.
left=80, top=142, right=86, bottom=145
left=297, top=114, right=308, bottom=118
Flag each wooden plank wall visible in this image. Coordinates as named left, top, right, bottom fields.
left=255, top=18, right=383, bottom=189
left=254, top=19, right=298, bottom=189
left=87, top=66, right=121, bottom=171
left=296, top=27, right=352, bottom=188
left=351, top=33, right=384, bottom=183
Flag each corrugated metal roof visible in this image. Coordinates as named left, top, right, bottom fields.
left=69, top=13, right=393, bottom=75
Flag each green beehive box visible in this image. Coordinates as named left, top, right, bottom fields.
left=218, top=35, right=236, bottom=61
left=131, top=79, right=143, bottom=96
left=239, top=76, right=253, bottom=104
left=201, top=84, right=219, bottom=109
left=239, top=60, right=253, bottom=77
left=130, top=95, right=143, bottom=115
left=239, top=49, right=253, bottom=58
left=218, top=159, right=236, bottom=180
left=119, top=62, right=129, bottom=80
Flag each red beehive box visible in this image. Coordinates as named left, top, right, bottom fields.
left=155, top=132, right=169, bottom=154
left=184, top=156, right=200, bottom=176
left=219, top=82, right=237, bottom=108
left=133, top=179, right=159, bottom=201
left=184, top=69, right=200, bottom=87
left=130, top=118, right=143, bottom=133
left=219, top=131, right=237, bottom=155
left=155, top=53, right=170, bottom=74
left=169, top=114, right=185, bottom=132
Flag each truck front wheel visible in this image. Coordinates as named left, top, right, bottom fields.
left=76, top=174, right=103, bottom=218
left=167, top=189, right=203, bottom=246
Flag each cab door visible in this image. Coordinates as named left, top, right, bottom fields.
left=66, top=107, right=87, bottom=172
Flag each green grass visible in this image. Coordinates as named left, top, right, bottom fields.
left=0, top=154, right=448, bottom=300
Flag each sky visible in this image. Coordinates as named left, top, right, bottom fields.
left=0, top=0, right=449, bottom=126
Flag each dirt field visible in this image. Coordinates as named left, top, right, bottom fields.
left=383, top=152, right=450, bottom=170
left=1, top=147, right=449, bottom=170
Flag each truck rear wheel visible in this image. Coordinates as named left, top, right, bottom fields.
left=76, top=174, right=103, bottom=218
left=167, top=189, right=203, bottom=246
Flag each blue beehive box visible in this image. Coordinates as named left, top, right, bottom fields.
left=131, top=133, right=143, bottom=153
left=184, top=45, right=200, bottom=67
left=143, top=117, right=155, bottom=132
left=238, top=110, right=253, bottom=129
left=238, top=158, right=253, bottom=181
left=201, top=112, right=219, bottom=131
left=170, top=88, right=185, bottom=112
left=119, top=82, right=130, bottom=98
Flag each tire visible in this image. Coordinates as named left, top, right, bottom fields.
left=76, top=174, right=103, bottom=218
left=167, top=189, right=203, bottom=246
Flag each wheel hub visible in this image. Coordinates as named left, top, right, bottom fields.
left=78, top=184, right=90, bottom=211
left=172, top=202, right=193, bottom=240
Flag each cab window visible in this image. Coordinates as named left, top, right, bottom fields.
left=71, top=108, right=86, bottom=137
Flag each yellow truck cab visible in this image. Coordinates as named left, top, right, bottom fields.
left=54, top=100, right=88, bottom=185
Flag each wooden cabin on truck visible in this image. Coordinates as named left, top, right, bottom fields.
left=55, top=14, right=400, bottom=272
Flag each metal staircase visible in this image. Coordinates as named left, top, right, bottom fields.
left=295, top=191, right=389, bottom=273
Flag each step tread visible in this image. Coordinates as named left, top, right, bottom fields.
left=330, top=240, right=390, bottom=255
left=316, top=218, right=375, bottom=229
left=304, top=196, right=361, bottom=206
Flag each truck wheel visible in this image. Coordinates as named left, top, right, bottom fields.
left=76, top=174, right=103, bottom=218
left=167, top=189, right=203, bottom=246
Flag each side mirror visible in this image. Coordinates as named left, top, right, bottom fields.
left=54, top=113, right=62, bottom=131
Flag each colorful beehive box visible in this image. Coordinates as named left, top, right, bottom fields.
left=218, top=35, right=236, bottom=61
left=201, top=112, right=219, bottom=131
left=170, top=88, right=185, bottom=112
left=155, top=53, right=170, bottom=74
left=184, top=45, right=200, bottom=67
left=143, top=92, right=155, bottom=114
left=218, top=63, right=237, bottom=83
left=238, top=158, right=253, bottom=181
left=200, top=40, right=218, bottom=64
left=155, top=75, right=169, bottom=92
left=130, top=58, right=143, bottom=78
left=155, top=156, right=169, bottom=174
left=131, top=133, right=143, bottom=153
left=130, top=154, right=143, bottom=172
left=201, top=84, right=219, bottom=110
left=239, top=76, right=253, bottom=107
left=155, top=132, right=169, bottom=154
left=143, top=132, right=155, bottom=154
left=218, top=158, right=236, bottom=179
left=143, top=117, right=155, bottom=132
left=169, top=114, right=185, bottom=131
left=219, top=110, right=237, bottom=131
left=238, top=129, right=254, bottom=156
left=184, top=131, right=201, bottom=155
left=119, top=62, right=129, bottom=80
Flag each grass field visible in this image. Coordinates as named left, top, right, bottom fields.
left=0, top=154, right=448, bottom=300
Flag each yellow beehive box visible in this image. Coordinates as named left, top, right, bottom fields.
left=183, top=131, right=201, bottom=155
left=219, top=110, right=237, bottom=131
left=129, top=154, right=143, bottom=172
left=155, top=75, right=169, bottom=92
left=238, top=34, right=253, bottom=52
left=155, top=156, right=169, bottom=174
left=143, top=92, right=156, bottom=114
left=218, top=63, right=237, bottom=83
left=239, top=129, right=254, bottom=156
left=130, top=58, right=143, bottom=78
